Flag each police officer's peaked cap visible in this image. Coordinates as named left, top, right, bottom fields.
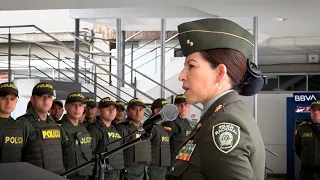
left=98, top=97, right=117, bottom=108
left=65, top=92, right=85, bottom=104
left=177, top=18, right=254, bottom=59
left=115, top=100, right=126, bottom=110
left=311, top=100, right=320, bottom=109
left=0, top=82, right=18, bottom=97
left=174, top=94, right=187, bottom=104
left=127, top=98, right=146, bottom=109
left=32, top=82, right=54, bottom=96
left=85, top=97, right=97, bottom=107
left=151, top=98, right=168, bottom=111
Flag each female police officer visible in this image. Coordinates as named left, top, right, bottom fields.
left=167, top=18, right=266, bottom=180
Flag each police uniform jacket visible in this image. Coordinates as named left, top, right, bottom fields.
left=295, top=121, right=320, bottom=178
left=0, top=116, right=23, bottom=163
left=168, top=91, right=266, bottom=180
left=15, top=107, right=64, bottom=174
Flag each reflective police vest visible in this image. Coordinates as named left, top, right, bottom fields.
left=22, top=114, right=64, bottom=174
left=150, top=125, right=171, bottom=167
left=170, top=117, right=193, bottom=161
left=122, top=123, right=151, bottom=166
left=61, top=122, right=93, bottom=176
left=0, top=118, right=23, bottom=163
left=94, top=121, right=124, bottom=170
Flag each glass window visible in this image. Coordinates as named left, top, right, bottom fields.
left=279, top=75, right=306, bottom=91
left=261, top=75, right=279, bottom=91
left=308, top=75, right=320, bottom=91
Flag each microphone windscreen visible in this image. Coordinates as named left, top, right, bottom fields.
left=160, top=104, right=179, bottom=121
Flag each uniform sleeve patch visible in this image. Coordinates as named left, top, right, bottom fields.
left=212, top=122, right=240, bottom=154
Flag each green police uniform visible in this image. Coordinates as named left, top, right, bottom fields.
left=148, top=98, right=171, bottom=180
left=0, top=82, right=23, bottom=163
left=15, top=82, right=64, bottom=174
left=117, top=98, right=151, bottom=180
left=167, top=18, right=266, bottom=180
left=295, top=100, right=320, bottom=180
left=88, top=97, right=125, bottom=180
left=58, top=92, right=93, bottom=180
left=162, top=95, right=193, bottom=162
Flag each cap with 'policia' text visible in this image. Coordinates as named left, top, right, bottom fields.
left=32, top=82, right=54, bottom=96
left=174, top=94, right=187, bottom=104
left=99, top=97, right=117, bottom=108
left=311, top=100, right=320, bottom=109
left=65, top=92, right=85, bottom=104
left=85, top=97, right=97, bottom=107
left=127, top=98, right=146, bottom=109
left=0, top=82, right=18, bottom=97
left=116, top=100, right=126, bottom=110
left=151, top=98, right=168, bottom=111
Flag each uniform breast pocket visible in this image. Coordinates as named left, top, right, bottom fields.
left=301, top=137, right=313, bottom=146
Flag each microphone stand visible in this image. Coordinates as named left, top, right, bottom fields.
left=60, top=132, right=152, bottom=180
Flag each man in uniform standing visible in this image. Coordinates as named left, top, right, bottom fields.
left=162, top=94, right=192, bottom=162
left=83, top=97, right=98, bottom=128
left=295, top=100, right=320, bottom=179
left=117, top=98, right=151, bottom=180
left=149, top=98, right=171, bottom=180
left=16, top=82, right=64, bottom=173
left=59, top=92, right=93, bottom=180
left=0, top=82, right=23, bottom=163
left=50, top=99, right=64, bottom=122
left=88, top=97, right=124, bottom=180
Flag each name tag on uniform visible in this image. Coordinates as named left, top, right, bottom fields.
left=302, top=133, right=312, bottom=137
left=176, top=140, right=196, bottom=161
left=41, top=129, right=61, bottom=139
left=186, top=130, right=191, bottom=136
left=108, top=132, right=122, bottom=139
left=4, top=136, right=23, bottom=144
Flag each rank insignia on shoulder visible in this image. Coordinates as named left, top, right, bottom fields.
left=214, top=105, right=222, bottom=112
left=212, top=122, right=240, bottom=154
left=163, top=126, right=172, bottom=132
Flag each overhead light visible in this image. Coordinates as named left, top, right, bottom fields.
left=272, top=17, right=285, bottom=22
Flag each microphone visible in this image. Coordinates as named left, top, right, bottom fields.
left=142, top=104, right=179, bottom=132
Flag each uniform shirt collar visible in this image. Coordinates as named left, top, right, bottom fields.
left=202, top=90, right=234, bottom=116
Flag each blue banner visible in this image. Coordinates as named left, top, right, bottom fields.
left=293, top=93, right=320, bottom=113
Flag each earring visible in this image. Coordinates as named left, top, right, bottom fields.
left=216, top=82, right=221, bottom=89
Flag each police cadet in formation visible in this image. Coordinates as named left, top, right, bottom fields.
left=162, top=95, right=192, bottom=162
left=148, top=98, right=171, bottom=180
left=117, top=98, right=151, bottom=180
left=59, top=92, right=93, bottom=180
left=112, top=100, right=126, bottom=126
left=88, top=97, right=124, bottom=180
left=0, top=82, right=23, bottom=163
left=295, top=100, right=320, bottom=180
left=83, top=97, right=98, bottom=128
left=167, top=18, right=266, bottom=180
left=16, top=82, right=64, bottom=173
left=50, top=99, right=64, bottom=122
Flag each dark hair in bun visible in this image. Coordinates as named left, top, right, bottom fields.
left=200, top=48, right=264, bottom=96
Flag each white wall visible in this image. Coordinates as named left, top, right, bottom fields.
left=239, top=93, right=291, bottom=174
